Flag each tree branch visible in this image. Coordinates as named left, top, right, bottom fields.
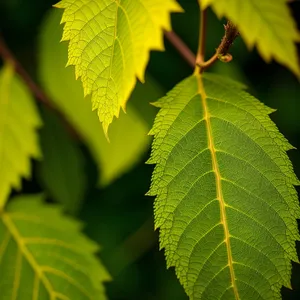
left=197, top=20, right=239, bottom=72
left=164, top=30, right=196, bottom=68
left=0, top=34, right=80, bottom=139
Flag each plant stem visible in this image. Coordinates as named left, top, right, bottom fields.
left=195, top=8, right=207, bottom=72
left=164, top=30, right=196, bottom=68
left=0, top=35, right=52, bottom=108
left=0, top=34, right=80, bottom=139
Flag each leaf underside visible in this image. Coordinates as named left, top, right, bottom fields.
left=0, top=195, right=110, bottom=299
left=200, top=0, right=300, bottom=76
left=55, top=0, right=182, bottom=135
left=0, top=64, right=41, bottom=208
left=148, top=73, right=300, bottom=300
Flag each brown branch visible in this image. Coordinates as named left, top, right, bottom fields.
left=196, top=8, right=207, bottom=67
left=164, top=30, right=196, bottom=68
left=0, top=35, right=54, bottom=108
left=197, top=20, right=239, bottom=72
left=0, top=34, right=80, bottom=139
left=165, top=20, right=239, bottom=74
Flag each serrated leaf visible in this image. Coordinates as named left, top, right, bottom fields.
left=200, top=0, right=300, bottom=76
left=0, top=194, right=110, bottom=299
left=38, top=109, right=87, bottom=214
left=54, top=0, right=182, bottom=135
left=0, top=64, right=42, bottom=209
left=148, top=73, right=300, bottom=299
left=38, top=10, right=164, bottom=186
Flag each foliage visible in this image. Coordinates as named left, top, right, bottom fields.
left=147, top=73, right=299, bottom=299
left=55, top=0, right=182, bottom=136
left=0, top=63, right=41, bottom=208
left=0, top=194, right=110, bottom=299
left=38, top=9, right=164, bottom=186
left=200, top=0, right=300, bottom=76
left=38, top=108, right=87, bottom=215
left=0, top=0, right=299, bottom=299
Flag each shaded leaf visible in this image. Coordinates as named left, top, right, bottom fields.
left=200, top=0, right=300, bottom=76
left=38, top=109, right=87, bottom=214
left=0, top=63, right=41, bottom=208
left=55, top=0, right=182, bottom=134
left=148, top=73, right=300, bottom=299
left=0, top=194, right=110, bottom=299
left=39, top=10, right=165, bottom=186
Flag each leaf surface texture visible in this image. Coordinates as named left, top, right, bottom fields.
left=148, top=73, right=300, bottom=299
left=55, top=0, right=181, bottom=134
left=0, top=64, right=41, bottom=208
left=0, top=195, right=110, bottom=299
left=39, top=10, right=164, bottom=186
left=200, top=0, right=300, bottom=76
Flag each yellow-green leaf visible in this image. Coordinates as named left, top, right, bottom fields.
left=0, top=64, right=41, bottom=209
left=55, top=0, right=182, bottom=135
left=0, top=194, right=110, bottom=299
left=148, top=73, right=300, bottom=299
left=200, top=0, right=300, bottom=76
left=38, top=10, right=164, bottom=186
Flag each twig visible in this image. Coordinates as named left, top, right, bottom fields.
left=164, top=30, right=196, bottom=68
left=196, top=8, right=207, bottom=67
left=0, top=34, right=80, bottom=139
left=0, top=35, right=54, bottom=108
left=197, top=20, right=239, bottom=72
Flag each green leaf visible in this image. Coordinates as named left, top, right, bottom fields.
left=0, top=64, right=41, bottom=209
left=39, top=10, right=165, bottom=187
left=54, top=0, right=182, bottom=135
left=0, top=194, right=110, bottom=299
left=148, top=73, right=300, bottom=299
left=38, top=108, right=87, bottom=214
left=200, top=0, right=300, bottom=77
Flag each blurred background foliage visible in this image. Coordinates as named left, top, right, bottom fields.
left=0, top=0, right=299, bottom=299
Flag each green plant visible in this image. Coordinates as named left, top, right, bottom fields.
left=0, top=0, right=299, bottom=299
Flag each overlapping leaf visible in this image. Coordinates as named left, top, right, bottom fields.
left=0, top=64, right=41, bottom=209
left=0, top=195, right=110, bottom=299
left=55, top=0, right=182, bottom=135
left=39, top=10, right=164, bottom=186
left=148, top=73, right=300, bottom=299
left=38, top=109, right=87, bottom=214
left=200, top=0, right=300, bottom=76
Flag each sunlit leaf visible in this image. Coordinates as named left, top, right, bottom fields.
left=0, top=64, right=41, bottom=208
left=39, top=10, right=165, bottom=186
left=55, top=0, right=182, bottom=134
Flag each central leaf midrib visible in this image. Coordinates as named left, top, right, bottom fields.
left=196, top=73, right=239, bottom=299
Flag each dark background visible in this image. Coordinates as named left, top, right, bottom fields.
left=0, top=0, right=299, bottom=299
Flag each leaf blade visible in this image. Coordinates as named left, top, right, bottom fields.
left=55, top=0, right=182, bottom=134
left=0, top=64, right=41, bottom=209
left=0, top=195, right=110, bottom=299
left=39, top=9, right=164, bottom=186
left=148, top=73, right=300, bottom=299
